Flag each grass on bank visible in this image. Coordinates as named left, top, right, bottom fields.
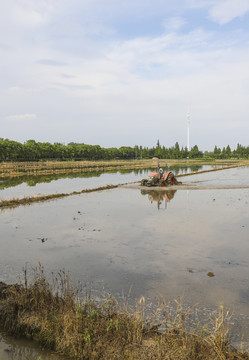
left=0, top=266, right=248, bottom=360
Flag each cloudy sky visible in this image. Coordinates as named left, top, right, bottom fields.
left=1, top=0, right=249, bottom=150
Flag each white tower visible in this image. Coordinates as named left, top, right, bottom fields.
left=187, top=107, right=190, bottom=151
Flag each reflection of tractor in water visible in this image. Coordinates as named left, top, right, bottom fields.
left=141, top=163, right=181, bottom=187
left=141, top=189, right=177, bottom=209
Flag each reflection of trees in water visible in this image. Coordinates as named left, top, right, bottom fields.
left=0, top=168, right=152, bottom=190
left=144, top=165, right=204, bottom=176
left=0, top=169, right=131, bottom=190
left=141, top=189, right=177, bottom=209
left=170, top=165, right=203, bottom=175
left=0, top=172, right=102, bottom=190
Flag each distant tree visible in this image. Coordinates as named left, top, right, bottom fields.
left=173, top=142, right=181, bottom=158
left=220, top=145, right=232, bottom=159
left=118, top=146, right=135, bottom=159
left=233, top=143, right=247, bottom=158
left=226, top=145, right=231, bottom=157
left=2, top=137, right=247, bottom=162
left=23, top=140, right=40, bottom=160
left=181, top=146, right=189, bottom=159
left=189, top=145, right=203, bottom=158
left=213, top=145, right=221, bottom=159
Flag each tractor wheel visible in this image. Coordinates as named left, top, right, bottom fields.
left=167, top=173, right=174, bottom=185
left=167, top=173, right=179, bottom=185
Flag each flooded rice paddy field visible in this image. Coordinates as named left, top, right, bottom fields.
left=1, top=165, right=249, bottom=356
left=0, top=164, right=217, bottom=200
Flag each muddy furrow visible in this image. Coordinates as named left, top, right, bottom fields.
left=0, top=184, right=120, bottom=209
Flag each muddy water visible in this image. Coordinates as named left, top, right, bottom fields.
left=1, top=165, right=249, bottom=353
left=181, top=165, right=249, bottom=187
left=0, top=333, right=62, bottom=360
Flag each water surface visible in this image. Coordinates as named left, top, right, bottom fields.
left=1, top=165, right=249, bottom=351
left=0, top=333, right=62, bottom=360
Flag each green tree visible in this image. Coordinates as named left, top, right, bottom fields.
left=189, top=145, right=203, bottom=158
left=213, top=146, right=221, bottom=159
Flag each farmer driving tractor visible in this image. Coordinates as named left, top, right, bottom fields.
left=141, top=163, right=181, bottom=187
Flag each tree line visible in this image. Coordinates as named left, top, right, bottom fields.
left=0, top=138, right=248, bottom=161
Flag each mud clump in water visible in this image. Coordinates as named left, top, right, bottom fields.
left=207, top=272, right=215, bottom=277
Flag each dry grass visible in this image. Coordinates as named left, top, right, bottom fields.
left=0, top=266, right=248, bottom=360
left=0, top=160, right=153, bottom=178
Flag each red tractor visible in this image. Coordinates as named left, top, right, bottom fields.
left=141, top=164, right=180, bottom=187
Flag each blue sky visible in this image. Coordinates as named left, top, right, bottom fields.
left=1, top=0, right=249, bottom=150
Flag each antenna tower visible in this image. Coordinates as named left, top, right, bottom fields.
left=187, top=108, right=190, bottom=151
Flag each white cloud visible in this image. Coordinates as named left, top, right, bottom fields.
left=37, top=59, right=67, bottom=66
left=209, top=0, right=249, bottom=24
left=5, top=86, right=22, bottom=94
left=6, top=113, right=37, bottom=121
left=52, top=82, right=94, bottom=91
left=12, top=6, right=47, bottom=27
left=187, top=0, right=215, bottom=9
left=1, top=0, right=249, bottom=149
left=162, top=17, right=186, bottom=32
